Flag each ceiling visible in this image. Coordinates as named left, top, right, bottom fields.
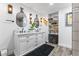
left=23, top=3, right=72, bottom=16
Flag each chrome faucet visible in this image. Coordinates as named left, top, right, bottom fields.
left=22, top=28, right=24, bottom=33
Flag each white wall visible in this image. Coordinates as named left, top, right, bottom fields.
left=59, top=7, right=72, bottom=49
left=0, top=3, right=72, bottom=51
left=0, top=3, right=48, bottom=50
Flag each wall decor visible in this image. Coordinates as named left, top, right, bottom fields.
left=8, top=4, right=13, bottom=14
left=29, top=13, right=32, bottom=24
left=16, top=7, right=27, bottom=33
left=40, top=18, right=42, bottom=23
left=34, top=14, right=39, bottom=28
left=42, top=17, right=48, bottom=26
left=16, top=7, right=27, bottom=27
left=66, top=12, right=72, bottom=26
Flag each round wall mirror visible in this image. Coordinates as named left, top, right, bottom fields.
left=16, top=7, right=27, bottom=27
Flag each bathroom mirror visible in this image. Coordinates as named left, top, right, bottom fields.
left=16, top=7, right=27, bottom=27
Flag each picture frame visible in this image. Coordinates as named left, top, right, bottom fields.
left=66, top=12, right=72, bottom=26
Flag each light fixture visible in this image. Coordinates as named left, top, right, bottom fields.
left=49, top=3, right=54, bottom=6
left=8, top=4, right=13, bottom=14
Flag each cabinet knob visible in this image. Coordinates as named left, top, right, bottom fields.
left=27, top=40, right=29, bottom=42
left=35, top=40, right=38, bottom=42
left=35, top=44, right=38, bottom=46
left=26, top=36, right=29, bottom=38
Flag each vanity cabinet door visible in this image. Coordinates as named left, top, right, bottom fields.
left=19, top=36, right=28, bottom=55
left=26, top=35, right=36, bottom=50
left=14, top=32, right=45, bottom=56
left=20, top=42, right=27, bottom=54
left=37, top=34, right=44, bottom=44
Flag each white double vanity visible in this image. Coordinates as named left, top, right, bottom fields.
left=14, top=31, right=46, bottom=56
left=12, top=7, right=48, bottom=56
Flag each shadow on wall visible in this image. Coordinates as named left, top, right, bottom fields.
left=7, top=32, right=14, bottom=56
left=0, top=51, right=1, bottom=56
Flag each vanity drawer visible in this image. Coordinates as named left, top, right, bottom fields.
left=20, top=42, right=27, bottom=49
left=37, top=34, right=43, bottom=38
left=28, top=35, right=36, bottom=40
left=27, top=39, right=36, bottom=48
left=19, top=37, right=26, bottom=42
left=14, top=32, right=45, bottom=56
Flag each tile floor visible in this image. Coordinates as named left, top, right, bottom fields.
left=48, top=43, right=72, bottom=56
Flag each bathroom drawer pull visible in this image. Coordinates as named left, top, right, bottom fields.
left=26, top=40, right=29, bottom=42
left=35, top=44, right=38, bottom=46
left=35, top=41, right=38, bottom=42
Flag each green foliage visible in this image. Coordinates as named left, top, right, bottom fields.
left=29, top=22, right=36, bottom=31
